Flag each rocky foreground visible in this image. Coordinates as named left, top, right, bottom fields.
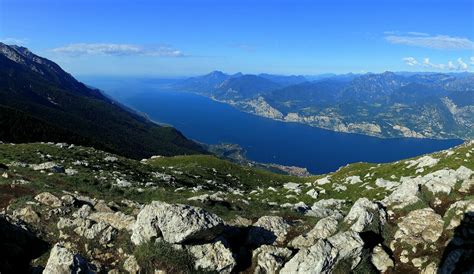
left=0, top=141, right=473, bottom=273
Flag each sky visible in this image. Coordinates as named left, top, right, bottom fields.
left=1, top=0, right=473, bottom=76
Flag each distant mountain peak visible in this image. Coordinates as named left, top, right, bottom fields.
left=207, top=70, right=227, bottom=77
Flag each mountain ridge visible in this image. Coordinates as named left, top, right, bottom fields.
left=0, top=43, right=206, bottom=159
left=174, top=70, right=474, bottom=139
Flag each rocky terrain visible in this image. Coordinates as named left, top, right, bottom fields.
left=0, top=140, right=473, bottom=273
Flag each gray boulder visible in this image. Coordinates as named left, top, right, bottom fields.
left=289, top=214, right=341, bottom=249
left=280, top=240, right=335, bottom=273
left=187, top=238, right=236, bottom=273
left=43, top=243, right=94, bottom=274
left=344, top=198, right=386, bottom=233
left=371, top=244, right=394, bottom=272
left=253, top=245, right=292, bottom=274
left=281, top=231, right=364, bottom=273
left=247, top=216, right=290, bottom=246
left=34, top=192, right=63, bottom=207
left=131, top=201, right=224, bottom=245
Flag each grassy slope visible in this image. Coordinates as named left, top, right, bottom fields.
left=1, top=141, right=472, bottom=221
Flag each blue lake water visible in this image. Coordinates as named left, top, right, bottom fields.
left=118, top=89, right=462, bottom=174
left=79, top=76, right=463, bottom=174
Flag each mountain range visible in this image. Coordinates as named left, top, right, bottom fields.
left=174, top=71, right=474, bottom=139
left=0, top=43, right=206, bottom=159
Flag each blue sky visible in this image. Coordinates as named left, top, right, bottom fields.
left=1, top=0, right=473, bottom=76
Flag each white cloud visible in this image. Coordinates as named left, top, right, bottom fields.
left=51, top=43, right=185, bottom=57
left=456, top=58, right=468, bottom=70
left=447, top=61, right=456, bottom=70
left=0, top=37, right=28, bottom=45
left=402, top=57, right=418, bottom=66
left=402, top=57, right=470, bottom=71
left=423, top=58, right=445, bottom=69
left=470, top=57, right=474, bottom=65
left=385, top=33, right=474, bottom=50
left=406, top=32, right=429, bottom=36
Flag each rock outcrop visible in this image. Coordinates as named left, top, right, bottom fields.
left=131, top=201, right=224, bottom=245
left=43, top=243, right=94, bottom=274
left=247, top=216, right=291, bottom=246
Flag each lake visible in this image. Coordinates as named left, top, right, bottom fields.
left=81, top=76, right=463, bottom=174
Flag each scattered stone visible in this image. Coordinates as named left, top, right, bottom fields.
left=315, top=176, right=331, bottom=185
left=43, top=243, right=94, bottom=274
left=253, top=245, right=292, bottom=274
left=444, top=199, right=474, bottom=230
left=280, top=240, right=335, bottom=273
left=306, top=199, right=345, bottom=218
left=327, top=231, right=364, bottom=269
left=344, top=198, right=386, bottom=233
left=375, top=178, right=399, bottom=190
left=73, top=204, right=92, bottom=219
left=60, top=195, right=76, bottom=207
left=13, top=206, right=40, bottom=223
left=35, top=192, right=63, bottom=207
left=382, top=180, right=421, bottom=209
left=421, top=262, right=438, bottom=274
left=305, top=189, right=318, bottom=199
left=290, top=214, right=341, bottom=249
left=104, top=156, right=118, bottom=162
left=123, top=255, right=140, bottom=274
left=371, top=244, right=394, bottom=272
left=65, top=168, right=78, bottom=176
left=88, top=212, right=135, bottom=231
left=392, top=208, right=443, bottom=251
left=345, top=176, right=362, bottom=185
left=115, top=179, right=132, bottom=188
left=187, top=238, right=236, bottom=273
left=283, top=182, right=301, bottom=193
left=406, top=156, right=439, bottom=169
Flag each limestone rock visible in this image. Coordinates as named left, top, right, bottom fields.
left=371, top=244, right=394, bottom=272
left=394, top=208, right=443, bottom=245
left=131, top=201, right=224, bottom=245
left=289, top=214, right=341, bottom=249
left=253, top=245, right=292, bottom=274
left=283, top=182, right=301, bottom=193
left=35, top=192, right=63, bottom=207
left=123, top=255, right=141, bottom=274
left=444, top=199, right=474, bottom=230
left=327, top=231, right=364, bottom=269
left=281, top=231, right=364, bottom=273
left=421, top=262, right=438, bottom=274
left=345, top=176, right=362, bottom=185
left=43, top=243, right=94, bottom=274
left=88, top=212, right=135, bottom=231
left=247, top=216, right=290, bottom=246
left=344, top=198, right=386, bottom=233
left=73, top=204, right=92, bottom=219
left=13, top=206, right=40, bottom=223
left=31, top=162, right=63, bottom=172
left=457, top=166, right=474, bottom=193
left=187, top=238, right=236, bottom=273
left=306, top=189, right=319, bottom=199
left=382, top=180, right=421, bottom=209
left=280, top=240, right=335, bottom=273
left=406, top=156, right=439, bottom=169
left=305, top=199, right=346, bottom=218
